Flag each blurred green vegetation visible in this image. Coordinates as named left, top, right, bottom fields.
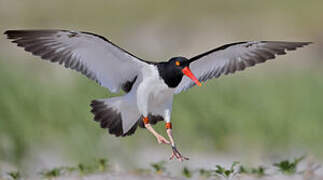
left=1, top=59, right=322, bottom=165
left=0, top=0, right=322, bottom=171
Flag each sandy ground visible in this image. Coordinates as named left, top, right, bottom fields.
left=1, top=147, right=323, bottom=180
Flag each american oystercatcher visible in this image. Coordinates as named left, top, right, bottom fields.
left=5, top=30, right=311, bottom=161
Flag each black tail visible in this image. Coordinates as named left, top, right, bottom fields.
left=90, top=100, right=138, bottom=137
left=90, top=99, right=165, bottom=137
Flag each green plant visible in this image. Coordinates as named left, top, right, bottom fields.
left=199, top=168, right=212, bottom=178
left=214, top=161, right=239, bottom=177
left=150, top=161, right=166, bottom=174
left=182, top=166, right=192, bottom=178
left=239, top=165, right=266, bottom=177
left=97, top=158, right=109, bottom=172
left=77, top=163, right=95, bottom=175
left=7, top=171, right=21, bottom=180
left=40, top=167, right=63, bottom=179
left=39, top=166, right=77, bottom=179
left=251, top=166, right=265, bottom=176
left=273, top=156, right=305, bottom=175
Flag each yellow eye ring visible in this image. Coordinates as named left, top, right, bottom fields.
left=176, top=61, right=180, bottom=66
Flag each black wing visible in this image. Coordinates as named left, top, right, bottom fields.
left=175, top=41, right=311, bottom=93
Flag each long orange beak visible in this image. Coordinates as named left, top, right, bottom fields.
left=182, top=66, right=202, bottom=87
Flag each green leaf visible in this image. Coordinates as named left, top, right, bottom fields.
left=199, top=169, right=212, bottom=178
left=182, top=167, right=192, bottom=178
left=273, top=156, right=305, bottom=175
left=40, top=167, right=63, bottom=178
left=214, top=163, right=238, bottom=177
left=224, top=170, right=232, bottom=177
left=215, top=165, right=225, bottom=174
left=7, top=171, right=21, bottom=180
left=150, top=161, right=166, bottom=174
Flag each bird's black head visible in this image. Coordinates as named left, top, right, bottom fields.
left=157, top=57, right=201, bottom=88
left=168, top=56, right=190, bottom=70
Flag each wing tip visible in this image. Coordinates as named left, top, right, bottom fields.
left=292, top=41, right=313, bottom=49
left=4, top=30, right=32, bottom=39
left=297, top=41, right=313, bottom=46
left=4, top=30, right=16, bottom=39
left=4, top=30, right=14, bottom=34
left=304, top=42, right=313, bottom=46
left=4, top=29, right=62, bottom=40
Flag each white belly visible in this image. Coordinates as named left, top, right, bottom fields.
left=136, top=65, right=175, bottom=117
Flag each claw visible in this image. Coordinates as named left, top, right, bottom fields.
left=169, top=146, right=189, bottom=161
left=169, top=153, right=175, bottom=160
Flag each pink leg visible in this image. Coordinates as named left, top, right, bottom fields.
left=143, top=117, right=170, bottom=145
left=165, top=122, right=189, bottom=161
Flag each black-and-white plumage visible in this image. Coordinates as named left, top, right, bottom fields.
left=5, top=30, right=148, bottom=93
left=175, top=41, right=311, bottom=93
left=4, top=30, right=311, bottom=138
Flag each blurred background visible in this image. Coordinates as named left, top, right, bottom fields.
left=0, top=0, right=322, bottom=177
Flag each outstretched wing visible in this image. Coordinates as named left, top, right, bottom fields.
left=175, top=41, right=311, bottom=94
left=5, top=30, right=151, bottom=93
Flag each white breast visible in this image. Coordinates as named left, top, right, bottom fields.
left=136, top=65, right=175, bottom=117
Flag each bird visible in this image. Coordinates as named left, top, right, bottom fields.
left=4, top=29, right=311, bottom=161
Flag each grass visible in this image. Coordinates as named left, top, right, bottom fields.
left=173, top=70, right=323, bottom=152
left=38, top=158, right=109, bottom=179
left=1, top=156, right=308, bottom=179
left=0, top=59, right=323, bottom=165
